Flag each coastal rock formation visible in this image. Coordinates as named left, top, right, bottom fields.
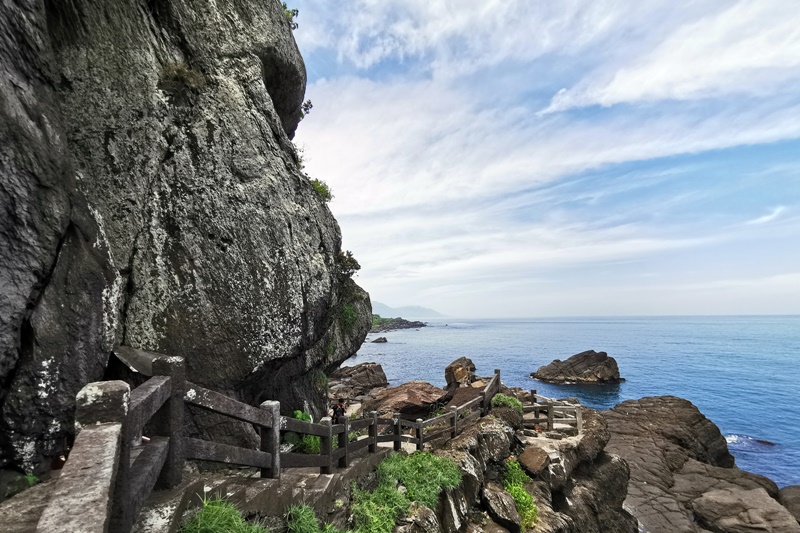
left=363, top=381, right=445, bottom=418
left=328, top=362, right=388, bottom=401
left=0, top=0, right=370, bottom=472
left=692, top=488, right=800, bottom=533
left=605, top=396, right=791, bottom=533
left=531, top=350, right=623, bottom=384
left=445, top=357, right=477, bottom=388
left=779, top=486, right=800, bottom=523
left=370, top=317, right=427, bottom=333
left=372, top=337, right=388, bottom=343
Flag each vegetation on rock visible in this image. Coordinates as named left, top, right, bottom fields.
left=160, top=62, right=206, bottom=91
left=311, top=178, right=333, bottom=202
left=491, top=393, right=524, bottom=415
left=282, top=3, right=299, bottom=29
left=286, top=504, right=346, bottom=533
left=337, top=251, right=361, bottom=279
left=181, top=497, right=268, bottom=533
left=504, top=459, right=538, bottom=528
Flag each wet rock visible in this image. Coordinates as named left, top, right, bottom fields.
left=692, top=488, right=800, bottom=533
left=371, top=318, right=426, bottom=333
left=395, top=502, right=440, bottom=533
left=518, top=446, right=550, bottom=477
left=531, top=350, right=623, bottom=384
left=372, top=337, right=388, bottom=343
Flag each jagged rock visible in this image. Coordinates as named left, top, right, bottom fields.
left=395, top=502, right=440, bottom=533
left=531, top=350, right=623, bottom=384
left=0, top=0, right=370, bottom=472
left=445, top=357, right=476, bottom=388
left=482, top=483, right=521, bottom=533
left=779, top=486, right=800, bottom=524
left=363, top=381, right=445, bottom=418
left=329, top=362, right=389, bottom=401
left=489, top=407, right=523, bottom=431
left=372, top=337, right=388, bottom=343
left=518, top=446, right=550, bottom=477
left=692, top=488, right=800, bottom=533
left=606, top=396, right=782, bottom=533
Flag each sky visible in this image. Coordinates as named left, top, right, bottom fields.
left=290, top=0, right=800, bottom=318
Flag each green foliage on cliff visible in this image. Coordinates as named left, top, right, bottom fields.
left=160, top=63, right=206, bottom=91
left=337, top=250, right=361, bottom=279
left=351, top=452, right=462, bottom=533
left=311, top=179, right=333, bottom=202
left=286, top=504, right=347, bottom=533
left=491, top=393, right=524, bottom=415
left=341, top=304, right=357, bottom=329
left=181, top=497, right=268, bottom=533
left=504, top=459, right=538, bottom=528
left=282, top=3, right=299, bottom=29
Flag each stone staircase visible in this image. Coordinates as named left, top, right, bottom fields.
left=0, top=448, right=390, bottom=533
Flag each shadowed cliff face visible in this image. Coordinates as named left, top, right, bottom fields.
left=0, top=0, right=370, bottom=471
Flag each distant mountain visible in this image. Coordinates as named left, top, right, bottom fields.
left=372, top=301, right=444, bottom=318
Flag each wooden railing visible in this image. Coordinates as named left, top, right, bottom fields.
left=522, top=391, right=583, bottom=433
left=36, top=350, right=504, bottom=533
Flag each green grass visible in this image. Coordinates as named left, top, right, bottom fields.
left=181, top=497, right=269, bottom=533
left=350, top=452, right=462, bottom=533
left=503, top=459, right=538, bottom=528
left=286, top=504, right=347, bottom=533
left=491, top=393, right=524, bottom=415
left=371, top=314, right=394, bottom=328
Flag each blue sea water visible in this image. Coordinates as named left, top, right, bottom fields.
left=348, top=316, right=800, bottom=487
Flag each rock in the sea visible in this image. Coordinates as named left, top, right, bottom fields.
left=605, top=396, right=783, bottom=533
left=328, top=362, right=388, bottom=400
left=372, top=337, right=388, bottom=343
left=692, top=488, right=800, bottom=533
left=779, top=486, right=800, bottom=524
left=363, top=381, right=445, bottom=418
left=531, top=350, right=623, bottom=384
left=0, top=0, right=370, bottom=471
left=445, top=357, right=477, bottom=388
left=370, top=317, right=426, bottom=333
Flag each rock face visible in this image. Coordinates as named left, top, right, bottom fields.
left=779, top=486, right=800, bottom=524
left=692, top=488, right=800, bottom=533
left=605, top=396, right=789, bottom=533
left=328, top=362, right=388, bottom=401
left=370, top=317, right=426, bottom=333
left=363, top=381, right=445, bottom=418
left=531, top=350, right=623, bottom=384
left=0, top=0, right=370, bottom=472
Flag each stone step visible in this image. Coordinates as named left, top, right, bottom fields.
left=0, top=478, right=57, bottom=533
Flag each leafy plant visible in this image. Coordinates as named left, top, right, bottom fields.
left=311, top=178, right=333, bottom=202
left=282, top=3, right=299, bottom=29
left=24, top=472, right=39, bottom=487
left=290, top=410, right=322, bottom=454
left=300, top=99, right=313, bottom=119
left=491, top=393, right=524, bottom=415
left=337, top=250, right=361, bottom=279
left=181, top=496, right=269, bottom=533
left=503, top=459, right=538, bottom=528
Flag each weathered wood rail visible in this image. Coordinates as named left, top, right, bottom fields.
left=522, top=391, right=583, bottom=433
left=35, top=348, right=504, bottom=533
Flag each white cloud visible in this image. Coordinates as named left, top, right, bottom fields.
left=746, top=206, right=786, bottom=225
left=544, top=0, right=800, bottom=112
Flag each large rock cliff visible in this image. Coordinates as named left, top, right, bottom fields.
left=0, top=0, right=370, bottom=472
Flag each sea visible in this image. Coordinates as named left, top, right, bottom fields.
left=345, top=316, right=800, bottom=488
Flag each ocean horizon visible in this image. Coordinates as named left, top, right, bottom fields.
left=348, top=315, right=800, bottom=487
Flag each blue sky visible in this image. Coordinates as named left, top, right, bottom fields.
left=291, top=0, right=800, bottom=317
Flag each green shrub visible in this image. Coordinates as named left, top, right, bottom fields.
left=371, top=314, right=393, bottom=328
left=282, top=3, right=299, bottom=29
left=181, top=497, right=268, bottom=533
left=503, top=459, right=537, bottom=528
left=350, top=452, right=462, bottom=533
left=337, top=251, right=361, bottom=279
left=286, top=504, right=347, bottom=533
left=311, top=179, right=333, bottom=202
left=491, top=393, right=523, bottom=415
left=290, top=411, right=321, bottom=454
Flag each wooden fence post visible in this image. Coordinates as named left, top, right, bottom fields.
left=547, top=402, right=554, bottom=431
left=152, top=356, right=185, bottom=489
left=393, top=413, right=402, bottom=452
left=368, top=411, right=378, bottom=453
left=450, top=406, right=458, bottom=438
left=338, top=415, right=349, bottom=468
left=259, top=400, right=280, bottom=479
left=320, top=417, right=333, bottom=475
left=416, top=418, right=424, bottom=451
left=576, top=407, right=583, bottom=434
left=480, top=391, right=487, bottom=416
left=531, top=389, right=537, bottom=404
